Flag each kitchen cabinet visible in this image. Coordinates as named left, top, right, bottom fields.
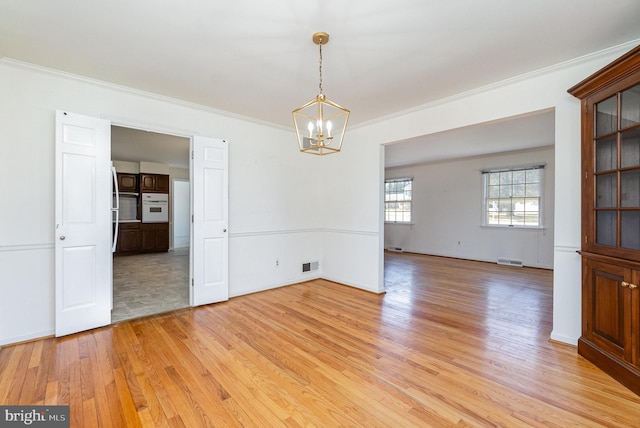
left=569, top=44, right=640, bottom=395
left=116, top=173, right=138, bottom=193
left=116, top=222, right=141, bottom=255
left=140, top=173, right=169, bottom=193
left=140, top=223, right=169, bottom=252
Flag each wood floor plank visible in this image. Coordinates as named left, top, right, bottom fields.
left=1, top=252, right=640, bottom=427
left=1, top=342, right=31, bottom=403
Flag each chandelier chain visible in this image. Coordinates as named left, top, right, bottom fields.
left=318, top=39, right=323, bottom=95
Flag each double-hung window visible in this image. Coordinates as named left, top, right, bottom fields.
left=482, top=165, right=544, bottom=227
left=385, top=177, right=412, bottom=223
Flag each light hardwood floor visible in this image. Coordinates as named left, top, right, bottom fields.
left=1, top=252, right=639, bottom=427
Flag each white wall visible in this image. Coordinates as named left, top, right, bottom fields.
left=320, top=134, right=385, bottom=293
left=384, top=147, right=555, bottom=268
left=323, top=40, right=640, bottom=345
left=0, top=60, right=323, bottom=345
left=173, top=179, right=190, bottom=249
left=112, top=160, right=139, bottom=173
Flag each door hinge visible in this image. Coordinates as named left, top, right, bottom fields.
left=585, top=235, right=588, bottom=244
left=191, top=278, right=194, bottom=287
left=191, top=151, right=194, bottom=159
left=192, top=214, right=194, bottom=223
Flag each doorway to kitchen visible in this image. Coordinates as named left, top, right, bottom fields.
left=111, top=125, right=191, bottom=322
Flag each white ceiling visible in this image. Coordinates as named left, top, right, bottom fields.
left=111, top=126, right=189, bottom=169
left=2, top=1, right=640, bottom=167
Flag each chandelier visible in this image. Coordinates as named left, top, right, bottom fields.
left=292, top=32, right=350, bottom=155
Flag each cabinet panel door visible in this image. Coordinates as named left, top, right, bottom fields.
left=156, top=175, right=170, bottom=192
left=140, top=225, right=156, bottom=250
left=585, top=259, right=632, bottom=362
left=155, top=223, right=169, bottom=250
left=117, top=173, right=137, bottom=192
left=632, top=270, right=640, bottom=366
left=140, top=174, right=156, bottom=192
left=118, top=227, right=140, bottom=253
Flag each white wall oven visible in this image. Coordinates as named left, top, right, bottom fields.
left=141, top=193, right=169, bottom=223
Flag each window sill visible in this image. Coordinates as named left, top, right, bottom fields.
left=481, top=224, right=546, bottom=230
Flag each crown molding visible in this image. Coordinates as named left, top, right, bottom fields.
left=352, top=38, right=640, bottom=130
left=0, top=57, right=291, bottom=132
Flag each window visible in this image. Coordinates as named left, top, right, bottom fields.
left=482, top=165, right=543, bottom=227
left=385, top=178, right=412, bottom=223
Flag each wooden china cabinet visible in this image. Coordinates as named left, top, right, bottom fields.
left=568, top=44, right=640, bottom=395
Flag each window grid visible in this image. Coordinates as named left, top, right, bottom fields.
left=385, top=178, right=412, bottom=223
left=483, top=167, right=542, bottom=227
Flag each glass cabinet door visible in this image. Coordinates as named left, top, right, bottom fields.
left=594, top=84, right=640, bottom=250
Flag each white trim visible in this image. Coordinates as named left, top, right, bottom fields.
left=554, top=245, right=581, bottom=253
left=480, top=225, right=546, bottom=230
left=353, top=39, right=640, bottom=130
left=481, top=163, right=546, bottom=174
left=384, top=177, right=413, bottom=223
left=229, top=228, right=379, bottom=238
left=0, top=57, right=291, bottom=131
left=322, top=229, right=378, bottom=236
left=319, top=275, right=385, bottom=295
left=482, top=166, right=544, bottom=228
left=229, top=277, right=321, bottom=298
left=385, top=176, right=413, bottom=182
left=230, top=228, right=322, bottom=238
left=0, top=329, right=55, bottom=347
left=0, top=243, right=54, bottom=252
left=549, top=331, right=578, bottom=346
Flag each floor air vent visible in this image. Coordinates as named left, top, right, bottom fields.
left=497, top=258, right=523, bottom=267
left=387, top=247, right=404, bottom=253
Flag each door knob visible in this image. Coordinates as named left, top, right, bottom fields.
left=630, top=283, right=638, bottom=290
left=223, top=229, right=227, bottom=233
left=59, top=236, right=66, bottom=240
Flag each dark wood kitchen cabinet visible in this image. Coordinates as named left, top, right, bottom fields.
left=140, top=173, right=169, bottom=193
left=569, top=44, right=640, bottom=395
left=116, top=173, right=138, bottom=193
left=115, top=222, right=141, bottom=255
left=140, top=223, right=169, bottom=252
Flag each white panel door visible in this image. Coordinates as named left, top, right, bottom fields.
left=191, top=136, right=229, bottom=306
left=55, top=111, right=111, bottom=336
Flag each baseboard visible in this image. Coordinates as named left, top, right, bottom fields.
left=578, top=338, right=640, bottom=396
left=1, top=329, right=55, bottom=347
left=549, top=331, right=579, bottom=346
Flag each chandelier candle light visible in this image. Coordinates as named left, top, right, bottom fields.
left=292, top=32, right=350, bottom=155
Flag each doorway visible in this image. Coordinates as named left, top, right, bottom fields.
left=111, top=125, right=191, bottom=322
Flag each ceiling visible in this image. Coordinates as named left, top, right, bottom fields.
left=111, top=126, right=189, bottom=169
left=2, top=1, right=640, bottom=167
